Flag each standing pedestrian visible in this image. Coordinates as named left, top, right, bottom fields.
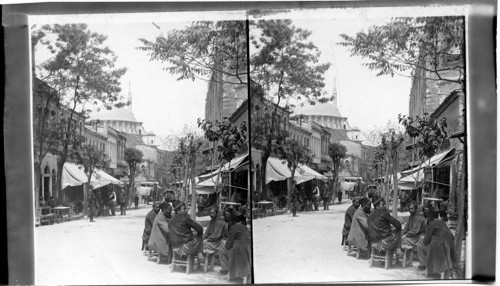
left=313, top=185, right=320, bottom=211
left=337, top=189, right=343, bottom=204
left=322, top=187, right=330, bottom=210
left=134, top=194, right=139, bottom=209
left=109, top=189, right=117, bottom=216
left=119, top=188, right=127, bottom=215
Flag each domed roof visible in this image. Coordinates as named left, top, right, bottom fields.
left=294, top=102, right=342, bottom=117
left=90, top=108, right=139, bottom=123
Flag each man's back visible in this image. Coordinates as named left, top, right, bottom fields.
left=367, top=208, right=401, bottom=241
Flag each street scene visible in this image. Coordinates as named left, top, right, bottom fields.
left=249, top=13, right=467, bottom=283
left=32, top=13, right=251, bottom=285
left=30, top=7, right=467, bottom=285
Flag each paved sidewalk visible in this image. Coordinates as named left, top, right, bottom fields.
left=252, top=202, right=428, bottom=283
left=35, top=206, right=234, bottom=285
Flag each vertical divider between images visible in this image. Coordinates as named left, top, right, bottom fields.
left=245, top=16, right=255, bottom=285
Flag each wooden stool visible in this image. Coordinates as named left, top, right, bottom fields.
left=203, top=250, right=215, bottom=273
left=346, top=244, right=358, bottom=257
left=171, top=250, right=194, bottom=274
left=402, top=248, right=415, bottom=268
left=355, top=248, right=369, bottom=259
left=369, top=248, right=393, bottom=269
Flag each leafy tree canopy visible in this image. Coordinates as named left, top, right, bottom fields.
left=279, top=138, right=313, bottom=170
left=34, top=24, right=128, bottom=112
left=198, top=118, right=247, bottom=164
left=250, top=19, right=331, bottom=105
left=75, top=144, right=110, bottom=178
left=328, top=143, right=347, bottom=163
left=398, top=114, right=448, bottom=160
left=338, top=17, right=464, bottom=84
left=124, top=148, right=144, bottom=167
left=138, top=21, right=247, bottom=84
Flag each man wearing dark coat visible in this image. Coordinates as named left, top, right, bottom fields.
left=367, top=196, right=402, bottom=252
left=142, top=202, right=160, bottom=251
left=203, top=207, right=228, bottom=252
left=342, top=197, right=360, bottom=246
left=417, top=209, right=459, bottom=277
left=220, top=211, right=251, bottom=282
left=402, top=202, right=427, bottom=249
left=148, top=202, right=173, bottom=262
left=347, top=197, right=371, bottom=251
left=168, top=200, right=204, bottom=261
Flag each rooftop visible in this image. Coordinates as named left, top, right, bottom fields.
left=89, top=108, right=141, bottom=123
left=293, top=102, right=342, bottom=117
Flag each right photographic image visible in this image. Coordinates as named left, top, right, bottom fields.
left=249, top=8, right=467, bottom=283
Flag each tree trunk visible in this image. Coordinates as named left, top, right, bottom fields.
left=190, top=155, right=197, bottom=220
left=56, top=161, right=64, bottom=204
left=129, top=166, right=135, bottom=207
left=287, top=168, right=296, bottom=211
left=183, top=158, right=189, bottom=204
left=391, top=152, right=399, bottom=217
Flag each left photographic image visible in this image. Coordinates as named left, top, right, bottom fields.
left=31, top=13, right=251, bottom=285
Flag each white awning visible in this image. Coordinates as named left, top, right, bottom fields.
left=340, top=181, right=356, bottom=192
left=295, top=165, right=328, bottom=184
left=401, top=148, right=456, bottom=176
left=136, top=186, right=152, bottom=196
left=91, top=169, right=123, bottom=188
left=62, top=162, right=96, bottom=188
left=198, top=153, right=249, bottom=180
left=265, top=157, right=292, bottom=184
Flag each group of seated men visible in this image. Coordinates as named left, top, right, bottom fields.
left=141, top=200, right=251, bottom=281
left=342, top=195, right=459, bottom=278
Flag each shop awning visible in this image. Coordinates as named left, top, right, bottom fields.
left=62, top=162, right=97, bottom=188
left=136, top=186, right=151, bottom=196
left=401, top=148, right=456, bottom=176
left=265, top=157, right=292, bottom=184
left=340, top=181, right=356, bottom=192
left=91, top=169, right=124, bottom=188
left=198, top=153, right=249, bottom=180
left=295, top=165, right=328, bottom=184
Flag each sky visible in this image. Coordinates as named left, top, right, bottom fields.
left=30, top=6, right=465, bottom=144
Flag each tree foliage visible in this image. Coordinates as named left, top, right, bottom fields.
left=75, top=144, right=110, bottom=182
left=33, top=23, right=127, bottom=201
left=198, top=118, right=247, bottom=164
left=328, top=142, right=347, bottom=194
left=124, top=147, right=143, bottom=203
left=338, top=17, right=464, bottom=84
left=35, top=24, right=128, bottom=112
left=138, top=21, right=247, bottom=84
left=250, top=19, right=331, bottom=104
left=398, top=114, right=448, bottom=160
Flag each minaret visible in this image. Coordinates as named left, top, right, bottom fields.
left=332, top=74, right=339, bottom=108
left=127, top=81, right=133, bottom=112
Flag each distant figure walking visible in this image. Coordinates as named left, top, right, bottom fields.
left=109, top=189, right=117, bottom=216
left=134, top=194, right=139, bottom=209
left=119, top=188, right=127, bottom=215
left=337, top=189, right=343, bottom=204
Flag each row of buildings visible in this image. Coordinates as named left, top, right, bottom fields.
left=33, top=78, right=173, bottom=206
left=204, top=72, right=377, bottom=202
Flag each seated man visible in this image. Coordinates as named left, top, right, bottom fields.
left=220, top=211, right=251, bottom=281
left=367, top=196, right=402, bottom=252
left=168, top=200, right=204, bottom=261
left=402, top=202, right=426, bottom=250
left=347, top=197, right=371, bottom=252
left=342, top=197, right=360, bottom=246
left=203, top=207, right=228, bottom=253
left=142, top=202, right=161, bottom=251
left=417, top=209, right=459, bottom=277
left=148, top=202, right=173, bottom=261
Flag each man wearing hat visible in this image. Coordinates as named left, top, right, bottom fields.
left=367, top=195, right=402, bottom=253
left=168, top=200, right=204, bottom=261
left=342, top=197, right=360, bottom=246
left=347, top=197, right=371, bottom=252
